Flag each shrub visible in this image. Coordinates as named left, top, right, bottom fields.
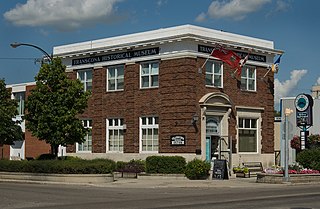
left=0, top=158, right=116, bottom=174
left=36, top=153, right=57, bottom=160
left=233, top=166, right=249, bottom=174
left=184, top=159, right=210, bottom=180
left=58, top=156, right=81, bottom=161
left=146, top=156, right=186, bottom=174
left=308, top=134, right=320, bottom=149
left=296, top=148, right=320, bottom=170
left=116, top=160, right=145, bottom=173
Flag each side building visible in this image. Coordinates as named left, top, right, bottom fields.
left=1, top=82, right=51, bottom=160
left=53, top=24, right=282, bottom=167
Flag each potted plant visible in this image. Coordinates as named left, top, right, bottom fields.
left=233, top=166, right=249, bottom=178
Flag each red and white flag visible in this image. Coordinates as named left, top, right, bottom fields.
left=211, top=46, right=241, bottom=71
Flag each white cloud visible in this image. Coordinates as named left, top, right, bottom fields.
left=197, top=0, right=271, bottom=21
left=195, top=12, right=207, bottom=22
left=4, top=0, right=122, bottom=31
left=275, top=0, right=291, bottom=12
left=316, top=77, right=320, bottom=85
left=274, top=69, right=308, bottom=104
left=157, top=0, right=168, bottom=7
left=266, top=0, right=291, bottom=17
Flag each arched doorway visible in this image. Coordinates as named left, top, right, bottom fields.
left=199, top=92, right=235, bottom=162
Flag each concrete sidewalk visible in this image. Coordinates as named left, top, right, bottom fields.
left=100, top=177, right=284, bottom=189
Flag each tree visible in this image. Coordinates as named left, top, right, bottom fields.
left=25, top=58, right=91, bottom=157
left=0, top=79, right=23, bottom=145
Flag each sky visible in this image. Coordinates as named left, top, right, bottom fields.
left=0, top=0, right=319, bottom=110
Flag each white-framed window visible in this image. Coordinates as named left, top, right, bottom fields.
left=107, top=65, right=124, bottom=91
left=140, top=116, right=159, bottom=153
left=106, top=118, right=124, bottom=152
left=205, top=60, right=223, bottom=88
left=241, top=66, right=256, bottom=91
left=77, top=119, right=92, bottom=152
left=140, top=61, right=159, bottom=88
left=13, top=92, right=25, bottom=115
left=238, top=118, right=258, bottom=153
left=77, top=69, right=92, bottom=91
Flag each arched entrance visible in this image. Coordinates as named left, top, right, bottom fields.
left=199, top=92, right=235, bottom=162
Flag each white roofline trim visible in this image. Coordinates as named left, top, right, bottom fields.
left=53, top=25, right=283, bottom=57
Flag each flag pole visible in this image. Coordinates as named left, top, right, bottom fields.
left=262, top=67, right=272, bottom=79
left=199, top=47, right=216, bottom=71
left=231, top=50, right=251, bottom=78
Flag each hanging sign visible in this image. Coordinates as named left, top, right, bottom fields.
left=294, top=93, right=313, bottom=127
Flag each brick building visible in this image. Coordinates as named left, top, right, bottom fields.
left=3, top=25, right=283, bottom=167
left=2, top=82, right=51, bottom=160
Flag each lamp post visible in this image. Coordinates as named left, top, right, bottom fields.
left=284, top=108, right=293, bottom=182
left=10, top=42, right=52, bottom=62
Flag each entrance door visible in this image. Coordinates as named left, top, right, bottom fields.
left=205, top=117, right=221, bottom=161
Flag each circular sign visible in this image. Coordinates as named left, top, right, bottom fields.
left=295, top=94, right=310, bottom=112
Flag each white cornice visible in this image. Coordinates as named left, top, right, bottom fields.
left=54, top=25, right=284, bottom=57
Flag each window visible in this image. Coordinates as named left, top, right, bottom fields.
left=205, top=60, right=223, bottom=88
left=241, top=66, right=256, bottom=91
left=77, top=120, right=92, bottom=152
left=14, top=92, right=25, bottom=115
left=107, top=118, right=124, bottom=152
left=140, top=116, right=159, bottom=152
left=140, top=62, right=159, bottom=88
left=107, top=65, right=124, bottom=91
left=238, top=118, right=257, bottom=153
left=78, top=69, right=92, bottom=91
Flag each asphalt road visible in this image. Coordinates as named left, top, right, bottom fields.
left=1, top=182, right=320, bottom=209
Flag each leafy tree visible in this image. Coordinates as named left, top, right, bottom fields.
left=0, top=79, right=23, bottom=145
left=25, top=58, right=90, bottom=157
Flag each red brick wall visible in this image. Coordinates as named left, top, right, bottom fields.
left=69, top=57, right=274, bottom=155
left=0, top=145, right=10, bottom=159
left=24, top=131, right=51, bottom=159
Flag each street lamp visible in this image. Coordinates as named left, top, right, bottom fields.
left=284, top=108, right=293, bottom=182
left=10, top=42, right=52, bottom=62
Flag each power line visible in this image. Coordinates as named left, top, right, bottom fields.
left=0, top=57, right=40, bottom=60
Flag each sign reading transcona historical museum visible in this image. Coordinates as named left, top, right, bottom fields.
left=198, top=45, right=266, bottom=63
left=72, top=47, right=159, bottom=65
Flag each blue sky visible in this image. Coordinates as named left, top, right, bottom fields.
left=0, top=0, right=319, bottom=109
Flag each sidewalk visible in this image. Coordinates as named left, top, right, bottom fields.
left=99, top=177, right=283, bottom=189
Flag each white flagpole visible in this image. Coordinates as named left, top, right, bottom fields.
left=262, top=67, right=272, bottom=79
left=199, top=47, right=216, bottom=70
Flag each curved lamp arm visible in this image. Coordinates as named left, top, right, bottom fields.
left=10, top=42, right=52, bottom=62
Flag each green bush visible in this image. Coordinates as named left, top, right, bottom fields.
left=36, top=153, right=57, bottom=160
left=58, top=156, right=81, bottom=161
left=146, top=156, right=186, bottom=174
left=296, top=148, right=320, bottom=170
left=116, top=160, right=145, bottom=173
left=0, top=158, right=116, bottom=174
left=184, top=159, right=210, bottom=180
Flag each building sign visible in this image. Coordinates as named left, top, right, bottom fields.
left=170, top=135, right=186, bottom=146
left=198, top=45, right=266, bottom=63
left=72, top=47, right=160, bottom=65
left=295, top=93, right=313, bottom=127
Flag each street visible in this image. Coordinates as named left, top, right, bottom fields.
left=1, top=181, right=320, bottom=209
